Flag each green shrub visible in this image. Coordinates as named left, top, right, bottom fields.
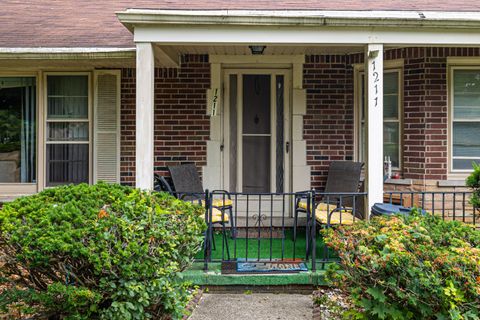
left=466, top=162, right=480, bottom=208
left=324, top=212, right=480, bottom=320
left=0, top=183, right=206, bottom=319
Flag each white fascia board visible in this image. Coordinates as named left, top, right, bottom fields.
left=0, top=47, right=136, bottom=59
left=117, top=9, right=480, bottom=29
left=134, top=25, right=480, bottom=46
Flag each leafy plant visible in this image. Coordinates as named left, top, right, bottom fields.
left=0, top=182, right=206, bottom=319
left=323, top=212, right=480, bottom=320
left=466, top=162, right=480, bottom=209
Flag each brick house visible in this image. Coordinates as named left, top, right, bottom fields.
left=1, top=1, right=480, bottom=214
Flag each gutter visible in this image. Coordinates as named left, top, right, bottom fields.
left=116, top=9, right=480, bottom=31
left=0, top=47, right=136, bottom=60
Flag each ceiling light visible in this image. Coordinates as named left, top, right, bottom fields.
left=249, top=45, right=266, bottom=55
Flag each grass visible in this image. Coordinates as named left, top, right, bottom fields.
left=195, top=228, right=338, bottom=262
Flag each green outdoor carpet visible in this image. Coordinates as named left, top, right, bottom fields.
left=195, top=228, right=337, bottom=262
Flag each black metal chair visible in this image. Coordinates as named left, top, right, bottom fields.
left=154, top=174, right=174, bottom=194
left=294, top=161, right=364, bottom=242
left=168, top=164, right=234, bottom=228
left=155, top=164, right=234, bottom=259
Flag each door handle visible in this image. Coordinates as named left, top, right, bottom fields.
left=286, top=141, right=290, bottom=153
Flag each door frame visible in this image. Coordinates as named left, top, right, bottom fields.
left=223, top=68, right=292, bottom=193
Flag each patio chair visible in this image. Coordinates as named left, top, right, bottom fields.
left=293, top=161, right=364, bottom=241
left=168, top=164, right=234, bottom=225
left=167, top=164, right=236, bottom=259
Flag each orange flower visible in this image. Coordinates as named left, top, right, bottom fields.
left=98, top=209, right=109, bottom=219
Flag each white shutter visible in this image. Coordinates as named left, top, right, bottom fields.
left=93, top=70, right=120, bottom=183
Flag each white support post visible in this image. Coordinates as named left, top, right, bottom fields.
left=135, top=42, right=155, bottom=190
left=365, top=44, right=384, bottom=215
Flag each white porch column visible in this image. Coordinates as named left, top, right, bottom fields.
left=365, top=44, right=384, bottom=214
left=135, top=42, right=155, bottom=189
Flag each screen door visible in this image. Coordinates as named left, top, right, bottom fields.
left=225, top=70, right=289, bottom=194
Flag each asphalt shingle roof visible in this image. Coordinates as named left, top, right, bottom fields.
left=2, top=0, right=480, bottom=48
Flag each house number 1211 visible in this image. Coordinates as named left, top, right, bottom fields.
left=371, top=60, right=380, bottom=107
left=211, top=88, right=219, bottom=116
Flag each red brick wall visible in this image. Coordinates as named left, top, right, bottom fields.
left=120, top=68, right=136, bottom=185
left=120, top=54, right=210, bottom=186
left=303, top=55, right=355, bottom=189
left=422, top=48, right=448, bottom=181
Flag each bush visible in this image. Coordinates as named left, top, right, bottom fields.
left=323, top=212, right=480, bottom=320
left=0, top=183, right=206, bottom=319
left=466, top=162, right=480, bottom=208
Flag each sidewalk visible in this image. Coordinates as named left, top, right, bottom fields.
left=189, top=293, right=312, bottom=320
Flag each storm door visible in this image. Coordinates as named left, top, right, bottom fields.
left=224, top=70, right=290, bottom=194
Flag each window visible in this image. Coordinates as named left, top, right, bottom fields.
left=358, top=70, right=402, bottom=168
left=0, top=77, right=36, bottom=183
left=451, top=68, right=480, bottom=171
left=46, top=75, right=90, bottom=186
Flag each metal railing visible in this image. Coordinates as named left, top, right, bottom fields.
left=168, top=190, right=477, bottom=272
left=201, top=191, right=315, bottom=270
left=172, top=190, right=367, bottom=271
left=383, top=191, right=477, bottom=225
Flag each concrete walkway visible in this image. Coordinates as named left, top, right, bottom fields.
left=189, top=293, right=313, bottom=320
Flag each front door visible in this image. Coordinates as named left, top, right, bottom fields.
left=224, top=70, right=290, bottom=194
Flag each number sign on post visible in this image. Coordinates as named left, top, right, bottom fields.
left=211, top=87, right=219, bottom=116
left=366, top=44, right=384, bottom=213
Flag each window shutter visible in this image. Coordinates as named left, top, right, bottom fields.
left=93, top=70, right=120, bottom=183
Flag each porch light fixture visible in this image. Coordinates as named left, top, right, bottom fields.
left=249, top=45, right=266, bottom=55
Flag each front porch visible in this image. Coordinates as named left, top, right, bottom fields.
left=112, top=11, right=480, bottom=277
left=116, top=10, right=480, bottom=218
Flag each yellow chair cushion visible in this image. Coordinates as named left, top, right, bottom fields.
left=201, top=199, right=233, bottom=208
left=200, top=207, right=229, bottom=223
left=297, top=200, right=356, bottom=225
left=314, top=206, right=355, bottom=225
left=297, top=200, right=312, bottom=210
left=212, top=199, right=233, bottom=207
left=298, top=200, right=341, bottom=211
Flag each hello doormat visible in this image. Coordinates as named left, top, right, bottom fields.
left=233, top=259, right=308, bottom=273
left=235, top=229, right=285, bottom=239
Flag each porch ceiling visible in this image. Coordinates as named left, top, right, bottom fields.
left=159, top=44, right=365, bottom=56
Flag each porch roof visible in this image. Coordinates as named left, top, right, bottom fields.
left=118, top=10, right=480, bottom=65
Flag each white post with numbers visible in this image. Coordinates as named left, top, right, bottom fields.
left=365, top=44, right=384, bottom=216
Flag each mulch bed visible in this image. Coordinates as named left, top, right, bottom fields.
left=312, top=287, right=356, bottom=320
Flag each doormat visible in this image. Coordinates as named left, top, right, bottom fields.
left=235, top=229, right=285, bottom=239
left=221, top=259, right=308, bottom=274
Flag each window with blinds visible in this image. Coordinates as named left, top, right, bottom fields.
left=451, top=69, right=480, bottom=171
